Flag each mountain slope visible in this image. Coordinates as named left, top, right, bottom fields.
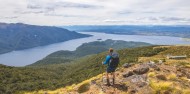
left=0, top=23, right=90, bottom=54
left=31, top=39, right=151, bottom=66
left=26, top=46, right=190, bottom=94
left=0, top=46, right=168, bottom=94
left=1, top=46, right=190, bottom=94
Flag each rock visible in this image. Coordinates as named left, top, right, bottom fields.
left=133, top=66, right=149, bottom=75
left=158, top=60, right=163, bottom=64
left=90, top=80, right=97, bottom=85
left=123, top=71, right=134, bottom=78
left=186, top=73, right=190, bottom=79
left=164, top=90, right=172, bottom=94
left=130, top=75, right=147, bottom=83
left=176, top=67, right=181, bottom=71
left=147, top=62, right=160, bottom=71
left=156, top=74, right=167, bottom=80
left=177, top=72, right=184, bottom=77
left=129, top=88, right=137, bottom=94
left=179, top=68, right=190, bottom=79
left=114, top=84, right=128, bottom=91
left=137, top=82, right=147, bottom=88
left=77, top=83, right=90, bottom=93
left=123, top=63, right=133, bottom=68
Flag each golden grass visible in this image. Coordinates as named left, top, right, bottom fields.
left=25, top=74, right=103, bottom=94
left=149, top=80, right=173, bottom=93
left=138, top=57, right=165, bottom=63
left=148, top=72, right=156, bottom=77
left=183, top=89, right=190, bottom=94
left=167, top=73, right=177, bottom=80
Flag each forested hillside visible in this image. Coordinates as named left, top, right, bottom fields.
left=0, top=23, right=90, bottom=54
left=31, top=39, right=151, bottom=65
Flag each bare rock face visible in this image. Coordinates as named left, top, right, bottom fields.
left=133, top=66, right=149, bottom=75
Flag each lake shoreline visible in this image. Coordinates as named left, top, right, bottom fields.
left=0, top=32, right=190, bottom=67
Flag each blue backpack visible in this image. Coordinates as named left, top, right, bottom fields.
left=108, top=52, right=119, bottom=68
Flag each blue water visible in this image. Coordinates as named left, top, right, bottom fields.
left=0, top=32, right=189, bottom=66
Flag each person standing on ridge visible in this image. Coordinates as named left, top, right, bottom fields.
left=102, top=48, right=119, bottom=86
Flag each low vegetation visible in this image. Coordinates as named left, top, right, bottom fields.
left=1, top=46, right=190, bottom=94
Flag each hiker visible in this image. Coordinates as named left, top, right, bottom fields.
left=102, top=48, right=119, bottom=86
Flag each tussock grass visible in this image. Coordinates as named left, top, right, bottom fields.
left=148, top=72, right=156, bottom=77
left=183, top=89, right=190, bottom=94
left=149, top=80, right=173, bottom=93
left=167, top=73, right=177, bottom=80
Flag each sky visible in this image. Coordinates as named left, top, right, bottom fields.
left=0, top=0, right=190, bottom=26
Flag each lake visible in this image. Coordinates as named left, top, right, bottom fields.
left=0, top=32, right=190, bottom=66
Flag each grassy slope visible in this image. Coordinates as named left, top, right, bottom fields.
left=27, top=46, right=190, bottom=94
left=0, top=46, right=167, bottom=94
left=1, top=46, right=190, bottom=94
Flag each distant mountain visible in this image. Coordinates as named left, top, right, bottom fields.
left=63, top=25, right=190, bottom=38
left=0, top=23, right=91, bottom=54
left=31, top=39, right=152, bottom=66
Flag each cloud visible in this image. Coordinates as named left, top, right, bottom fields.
left=44, top=13, right=91, bottom=18
left=0, top=16, right=18, bottom=19
left=160, top=17, right=190, bottom=22
left=14, top=10, right=44, bottom=14
left=103, top=19, right=127, bottom=23
left=0, top=0, right=190, bottom=25
left=27, top=1, right=103, bottom=10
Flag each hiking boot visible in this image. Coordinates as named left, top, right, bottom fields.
left=113, top=78, right=115, bottom=85
left=106, top=79, right=111, bottom=86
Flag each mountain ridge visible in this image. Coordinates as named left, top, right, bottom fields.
left=63, top=25, right=190, bottom=38
left=0, top=22, right=91, bottom=54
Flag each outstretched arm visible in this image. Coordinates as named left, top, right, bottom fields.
left=103, top=55, right=111, bottom=65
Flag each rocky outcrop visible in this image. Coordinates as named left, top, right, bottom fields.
left=133, top=65, right=149, bottom=75
left=147, top=62, right=160, bottom=71
left=123, top=63, right=133, bottom=68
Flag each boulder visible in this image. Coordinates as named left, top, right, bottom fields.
left=133, top=66, right=149, bottom=75
left=123, top=71, right=134, bottom=78
left=147, top=62, right=160, bottom=71
left=123, top=63, right=133, bottom=68
left=156, top=74, right=167, bottom=80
